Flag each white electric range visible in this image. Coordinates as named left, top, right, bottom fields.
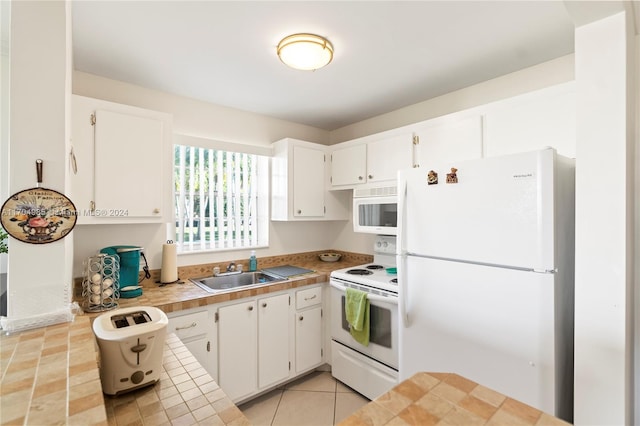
left=329, top=235, right=399, bottom=400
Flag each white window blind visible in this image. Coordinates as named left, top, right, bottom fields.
left=174, top=144, right=267, bottom=252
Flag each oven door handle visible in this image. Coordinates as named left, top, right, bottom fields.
left=330, top=281, right=398, bottom=305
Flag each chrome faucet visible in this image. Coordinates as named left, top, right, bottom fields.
left=226, top=262, right=236, bottom=272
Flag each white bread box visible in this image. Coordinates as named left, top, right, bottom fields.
left=93, top=306, right=168, bottom=395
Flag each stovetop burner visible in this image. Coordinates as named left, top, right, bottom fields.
left=346, top=269, right=373, bottom=276
left=331, top=261, right=398, bottom=293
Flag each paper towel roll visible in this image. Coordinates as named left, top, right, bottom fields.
left=161, top=242, right=178, bottom=283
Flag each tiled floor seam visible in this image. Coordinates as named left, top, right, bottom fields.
left=21, top=339, right=43, bottom=426
left=270, top=389, right=284, bottom=425
left=332, top=387, right=338, bottom=425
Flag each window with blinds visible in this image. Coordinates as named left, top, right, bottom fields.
left=174, top=144, right=269, bottom=251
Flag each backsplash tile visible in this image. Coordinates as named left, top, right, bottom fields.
left=73, top=249, right=372, bottom=297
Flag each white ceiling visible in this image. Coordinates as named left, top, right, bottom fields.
left=71, top=1, right=581, bottom=131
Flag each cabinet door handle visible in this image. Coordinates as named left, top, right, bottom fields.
left=248, top=305, right=254, bottom=311
left=297, top=209, right=302, bottom=214
left=175, top=322, right=197, bottom=331
left=304, top=295, right=317, bottom=301
left=153, top=208, right=160, bottom=214
left=262, top=303, right=267, bottom=308
left=299, top=315, right=304, bottom=321
left=207, top=341, right=210, bottom=352
left=358, top=176, right=363, bottom=180
left=368, top=174, right=373, bottom=179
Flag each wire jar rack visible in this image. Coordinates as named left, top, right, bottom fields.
left=82, top=253, right=120, bottom=312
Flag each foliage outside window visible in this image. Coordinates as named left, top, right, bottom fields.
left=174, top=144, right=269, bottom=252
left=0, top=229, right=7, bottom=254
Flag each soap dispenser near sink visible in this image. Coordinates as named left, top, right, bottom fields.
left=249, top=250, right=258, bottom=271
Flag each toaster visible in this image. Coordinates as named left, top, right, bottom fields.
left=93, top=306, right=168, bottom=395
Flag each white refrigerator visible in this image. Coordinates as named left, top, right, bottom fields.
left=397, top=148, right=574, bottom=422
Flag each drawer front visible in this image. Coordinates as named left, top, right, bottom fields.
left=296, top=286, right=322, bottom=310
left=168, top=310, right=209, bottom=339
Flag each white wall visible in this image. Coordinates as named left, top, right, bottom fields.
left=0, top=0, right=10, bottom=275
left=572, top=10, right=636, bottom=425
left=73, top=71, right=330, bottom=146
left=330, top=55, right=574, bottom=144
left=635, top=31, right=640, bottom=426
left=7, top=1, right=72, bottom=320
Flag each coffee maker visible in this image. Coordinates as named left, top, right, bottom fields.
left=100, top=246, right=148, bottom=286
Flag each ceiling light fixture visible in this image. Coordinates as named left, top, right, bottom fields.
left=277, top=33, right=334, bottom=71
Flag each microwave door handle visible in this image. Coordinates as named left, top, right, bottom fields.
left=330, top=281, right=398, bottom=305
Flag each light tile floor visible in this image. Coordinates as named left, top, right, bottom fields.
left=238, top=371, right=369, bottom=425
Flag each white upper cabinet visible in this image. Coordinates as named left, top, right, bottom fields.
left=330, top=144, right=367, bottom=186
left=367, top=134, right=413, bottom=183
left=70, top=95, right=172, bottom=224
left=271, top=138, right=349, bottom=221
left=94, top=110, right=163, bottom=217
left=483, top=83, right=576, bottom=158
left=292, top=144, right=325, bottom=217
left=413, top=116, right=483, bottom=169
left=330, top=133, right=412, bottom=189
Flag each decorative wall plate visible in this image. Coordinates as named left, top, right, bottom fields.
left=0, top=160, right=77, bottom=244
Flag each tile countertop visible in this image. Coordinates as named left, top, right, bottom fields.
left=0, top=316, right=107, bottom=425
left=339, top=372, right=571, bottom=426
left=1, top=251, right=371, bottom=425
left=0, top=318, right=247, bottom=425
left=75, top=250, right=373, bottom=315
left=103, top=333, right=248, bottom=426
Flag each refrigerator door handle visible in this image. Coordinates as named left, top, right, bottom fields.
left=398, top=254, right=409, bottom=327
left=396, top=172, right=408, bottom=256
left=397, top=173, right=409, bottom=327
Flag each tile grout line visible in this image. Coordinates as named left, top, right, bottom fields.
left=333, top=380, right=338, bottom=425
left=23, top=334, right=44, bottom=426
left=269, top=389, right=285, bottom=426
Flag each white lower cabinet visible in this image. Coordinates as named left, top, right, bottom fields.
left=295, top=286, right=324, bottom=373
left=295, top=306, right=323, bottom=373
left=218, top=300, right=258, bottom=402
left=167, top=308, right=217, bottom=382
left=258, top=293, right=291, bottom=388
left=216, top=284, right=325, bottom=403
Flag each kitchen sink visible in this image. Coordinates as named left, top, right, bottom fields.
left=190, top=271, right=286, bottom=293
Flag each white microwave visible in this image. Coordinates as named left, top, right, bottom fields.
left=353, top=186, right=398, bottom=235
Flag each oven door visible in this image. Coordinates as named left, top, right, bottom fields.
left=330, top=279, right=398, bottom=369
